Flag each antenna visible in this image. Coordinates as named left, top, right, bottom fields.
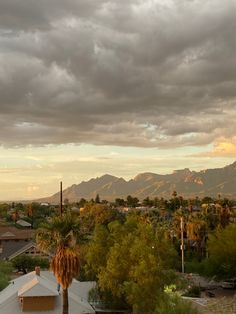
left=60, top=181, right=63, bottom=216
left=180, top=217, right=185, bottom=273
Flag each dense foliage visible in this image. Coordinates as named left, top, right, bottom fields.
left=0, top=261, right=13, bottom=291
left=82, top=214, right=178, bottom=313
left=11, top=255, right=49, bottom=273
left=0, top=194, right=236, bottom=313
left=205, top=224, right=236, bottom=278
left=154, top=292, right=199, bottom=314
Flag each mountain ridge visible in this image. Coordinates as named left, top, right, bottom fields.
left=38, top=161, right=236, bottom=203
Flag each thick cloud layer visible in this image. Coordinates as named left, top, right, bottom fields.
left=0, top=0, right=236, bottom=148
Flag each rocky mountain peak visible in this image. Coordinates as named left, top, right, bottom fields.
left=38, top=161, right=236, bottom=203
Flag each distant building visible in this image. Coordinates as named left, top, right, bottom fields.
left=16, top=220, right=32, bottom=228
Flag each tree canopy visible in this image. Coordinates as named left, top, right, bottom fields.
left=205, top=224, right=236, bottom=278
left=83, top=215, right=177, bottom=313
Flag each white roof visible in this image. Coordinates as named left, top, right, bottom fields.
left=16, top=219, right=31, bottom=227
left=18, top=277, right=58, bottom=297
left=1, top=232, right=15, bottom=237
left=0, top=271, right=95, bottom=314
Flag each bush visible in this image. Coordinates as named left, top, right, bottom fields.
left=0, top=260, right=13, bottom=291
left=183, top=285, right=201, bottom=298
left=203, top=225, right=236, bottom=278
left=155, top=292, right=199, bottom=314
left=0, top=274, right=9, bottom=291
left=88, top=286, right=130, bottom=311
left=185, top=259, right=208, bottom=276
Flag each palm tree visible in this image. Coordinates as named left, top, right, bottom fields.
left=36, top=213, right=80, bottom=314
left=186, top=212, right=207, bottom=259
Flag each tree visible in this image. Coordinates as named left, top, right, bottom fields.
left=219, top=206, right=230, bottom=228
left=77, top=198, right=87, bottom=207
left=11, top=209, right=19, bottom=224
left=115, top=198, right=125, bottom=207
left=126, top=195, right=139, bottom=207
left=169, top=191, right=181, bottom=211
left=204, top=204, right=220, bottom=231
left=142, top=196, right=153, bottom=207
left=154, top=291, right=198, bottom=314
left=95, top=194, right=100, bottom=204
left=36, top=213, right=80, bottom=314
left=82, top=225, right=112, bottom=280
left=12, top=255, right=49, bottom=274
left=0, top=203, right=10, bottom=218
left=204, top=224, right=236, bottom=278
left=201, top=196, right=213, bottom=205
left=27, top=203, right=34, bottom=226
left=186, top=212, right=207, bottom=259
left=95, top=217, right=177, bottom=313
left=0, top=260, right=13, bottom=291
left=80, top=203, right=123, bottom=234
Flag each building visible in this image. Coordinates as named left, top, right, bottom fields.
left=0, top=268, right=95, bottom=314
left=16, top=219, right=32, bottom=228
left=7, top=241, right=50, bottom=261
left=0, top=226, right=34, bottom=260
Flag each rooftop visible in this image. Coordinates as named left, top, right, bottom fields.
left=0, top=270, right=95, bottom=314
left=0, top=226, right=34, bottom=240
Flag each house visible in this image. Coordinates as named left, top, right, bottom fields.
left=71, top=206, right=80, bottom=213
left=40, top=203, right=50, bottom=206
left=7, top=241, right=50, bottom=261
left=0, top=226, right=34, bottom=260
left=0, top=268, right=96, bottom=314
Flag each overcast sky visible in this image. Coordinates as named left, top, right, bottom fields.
left=0, top=0, right=236, bottom=200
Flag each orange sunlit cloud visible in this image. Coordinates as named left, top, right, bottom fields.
left=194, top=137, right=236, bottom=157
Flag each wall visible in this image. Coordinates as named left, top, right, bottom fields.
left=20, top=296, right=56, bottom=311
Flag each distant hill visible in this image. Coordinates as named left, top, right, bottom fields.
left=38, top=161, right=236, bottom=203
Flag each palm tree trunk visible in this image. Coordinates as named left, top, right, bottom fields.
left=62, top=288, right=69, bottom=314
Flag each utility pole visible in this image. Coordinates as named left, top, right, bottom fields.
left=60, top=181, right=63, bottom=216
left=180, top=216, right=185, bottom=273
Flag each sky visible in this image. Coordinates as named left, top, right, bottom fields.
left=0, top=0, right=236, bottom=200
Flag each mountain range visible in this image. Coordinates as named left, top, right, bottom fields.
left=39, top=161, right=236, bottom=203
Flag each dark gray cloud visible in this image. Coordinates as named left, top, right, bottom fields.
left=0, top=0, right=236, bottom=148
left=0, top=0, right=106, bottom=30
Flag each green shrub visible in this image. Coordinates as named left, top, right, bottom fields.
left=155, top=292, right=199, bottom=314
left=0, top=274, right=9, bottom=291
left=204, top=225, right=236, bottom=278
left=183, top=285, right=201, bottom=298
left=0, top=260, right=13, bottom=291
left=185, top=259, right=208, bottom=276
